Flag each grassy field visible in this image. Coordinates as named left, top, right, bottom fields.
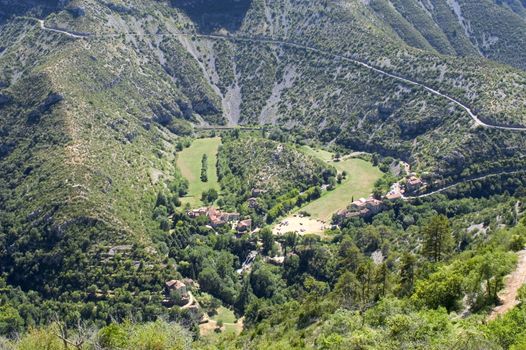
left=211, top=306, right=237, bottom=324
left=177, top=137, right=221, bottom=207
left=301, top=146, right=334, bottom=162
left=299, top=146, right=383, bottom=221
left=200, top=306, right=241, bottom=339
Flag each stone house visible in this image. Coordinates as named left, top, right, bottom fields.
left=237, top=219, right=252, bottom=233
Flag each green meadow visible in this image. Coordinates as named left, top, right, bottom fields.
left=177, top=137, right=221, bottom=207
left=300, top=146, right=383, bottom=221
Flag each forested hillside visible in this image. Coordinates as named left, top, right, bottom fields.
left=1, top=0, right=526, bottom=349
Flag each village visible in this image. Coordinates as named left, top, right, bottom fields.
left=159, top=160, right=427, bottom=332
left=183, top=159, right=427, bottom=238
left=99, top=145, right=433, bottom=341
left=335, top=172, right=426, bottom=220
left=187, top=206, right=253, bottom=233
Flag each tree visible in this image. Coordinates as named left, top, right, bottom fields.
left=372, top=188, right=383, bottom=199
left=333, top=271, right=359, bottom=309
left=0, top=305, right=24, bottom=336
left=372, top=153, right=379, bottom=166
left=155, top=191, right=168, bottom=207
left=338, top=237, right=362, bottom=271
left=250, top=262, right=279, bottom=298
left=375, top=262, right=389, bottom=298
left=328, top=177, right=337, bottom=190
left=399, top=253, right=416, bottom=296
left=201, top=189, right=218, bottom=204
left=260, top=228, right=274, bottom=255
left=356, top=261, right=373, bottom=307
left=422, top=215, right=453, bottom=263
left=160, top=217, right=170, bottom=231
left=283, top=232, right=298, bottom=255
left=412, top=269, right=463, bottom=311
left=200, top=154, right=208, bottom=182
left=98, top=323, right=128, bottom=349
left=235, top=276, right=254, bottom=313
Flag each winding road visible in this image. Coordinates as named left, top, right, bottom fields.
left=36, top=19, right=89, bottom=39
left=31, top=18, right=526, bottom=319
left=30, top=18, right=526, bottom=198
left=405, top=169, right=526, bottom=199
left=29, top=17, right=526, bottom=132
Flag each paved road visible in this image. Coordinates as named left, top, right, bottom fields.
left=29, top=18, right=526, bottom=198
left=405, top=169, right=526, bottom=199
left=28, top=18, right=526, bottom=132
left=36, top=19, right=89, bottom=39
left=195, top=125, right=262, bottom=130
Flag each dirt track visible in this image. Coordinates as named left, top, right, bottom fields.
left=488, top=249, right=526, bottom=321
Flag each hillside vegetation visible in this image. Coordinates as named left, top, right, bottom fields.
left=1, top=0, right=526, bottom=348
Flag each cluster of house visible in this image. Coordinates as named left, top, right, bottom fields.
left=406, top=175, right=424, bottom=193
left=187, top=207, right=252, bottom=233
left=385, top=182, right=403, bottom=200
left=336, top=197, right=385, bottom=220
left=336, top=175, right=426, bottom=220
left=387, top=175, right=425, bottom=199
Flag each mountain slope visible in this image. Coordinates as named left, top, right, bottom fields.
left=1, top=0, right=526, bottom=327
left=366, top=0, right=526, bottom=70
left=0, top=1, right=206, bottom=301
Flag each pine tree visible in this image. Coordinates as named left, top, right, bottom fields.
left=422, top=215, right=453, bottom=262
left=399, top=252, right=416, bottom=296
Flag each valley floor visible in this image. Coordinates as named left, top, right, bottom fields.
left=177, top=137, right=221, bottom=207
left=273, top=147, right=382, bottom=235
left=300, top=157, right=381, bottom=221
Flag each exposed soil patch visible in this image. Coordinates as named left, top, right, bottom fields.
left=273, top=215, right=327, bottom=236
left=488, top=249, right=526, bottom=321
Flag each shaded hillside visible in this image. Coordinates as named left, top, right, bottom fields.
left=0, top=0, right=215, bottom=309
left=0, top=0, right=69, bottom=24
left=170, top=0, right=252, bottom=32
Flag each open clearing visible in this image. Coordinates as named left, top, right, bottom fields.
left=211, top=306, right=237, bottom=324
left=273, top=215, right=328, bottom=236
left=177, top=137, right=221, bottom=207
left=200, top=307, right=243, bottom=338
left=273, top=147, right=382, bottom=235
left=300, top=147, right=382, bottom=221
